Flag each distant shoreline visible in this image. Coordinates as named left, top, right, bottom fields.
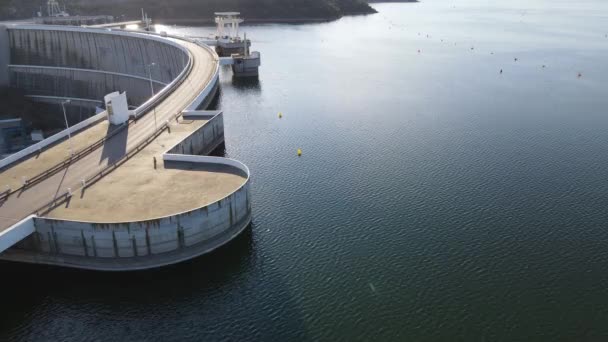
left=156, top=16, right=372, bottom=26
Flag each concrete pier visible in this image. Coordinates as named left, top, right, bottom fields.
left=232, top=51, right=261, bottom=77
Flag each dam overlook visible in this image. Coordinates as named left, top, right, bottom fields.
left=0, top=12, right=260, bottom=270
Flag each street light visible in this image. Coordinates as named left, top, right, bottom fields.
left=147, top=62, right=157, bottom=131
left=61, top=99, right=73, bottom=155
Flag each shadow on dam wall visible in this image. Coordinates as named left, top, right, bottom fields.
left=0, top=223, right=311, bottom=340
left=6, top=27, right=190, bottom=117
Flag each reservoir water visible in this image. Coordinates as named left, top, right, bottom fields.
left=2, top=0, right=608, bottom=340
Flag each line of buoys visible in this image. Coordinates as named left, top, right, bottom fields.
left=276, top=111, right=302, bottom=157
left=392, top=16, right=596, bottom=84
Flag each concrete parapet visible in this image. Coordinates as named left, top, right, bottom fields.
left=0, top=215, right=35, bottom=254
left=168, top=112, right=224, bottom=156
left=182, top=110, right=223, bottom=120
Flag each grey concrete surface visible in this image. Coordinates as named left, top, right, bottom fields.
left=8, top=28, right=188, bottom=106
left=0, top=25, right=8, bottom=87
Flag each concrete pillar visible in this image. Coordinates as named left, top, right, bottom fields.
left=0, top=25, right=9, bottom=87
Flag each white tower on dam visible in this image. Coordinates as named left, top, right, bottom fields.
left=105, top=92, right=130, bottom=125
left=47, top=0, right=70, bottom=17
left=215, top=12, right=244, bottom=38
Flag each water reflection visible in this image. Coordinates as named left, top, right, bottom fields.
left=231, top=76, right=262, bottom=93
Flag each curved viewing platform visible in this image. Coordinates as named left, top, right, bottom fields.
left=0, top=24, right=254, bottom=271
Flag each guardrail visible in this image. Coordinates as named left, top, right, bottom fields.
left=36, top=122, right=171, bottom=216
left=0, top=111, right=106, bottom=171
left=1, top=25, right=197, bottom=200
left=1, top=121, right=129, bottom=200
left=9, top=27, right=218, bottom=217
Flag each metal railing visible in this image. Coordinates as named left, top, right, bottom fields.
left=1, top=24, right=195, bottom=196
left=35, top=122, right=171, bottom=216
left=2, top=121, right=128, bottom=200
left=11, top=27, right=217, bottom=217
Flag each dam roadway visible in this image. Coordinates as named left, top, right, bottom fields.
left=0, top=36, right=217, bottom=232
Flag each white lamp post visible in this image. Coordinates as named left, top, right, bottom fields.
left=147, top=62, right=157, bottom=131
left=61, top=99, right=73, bottom=155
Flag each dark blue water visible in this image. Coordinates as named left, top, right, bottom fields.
left=2, top=0, right=608, bottom=340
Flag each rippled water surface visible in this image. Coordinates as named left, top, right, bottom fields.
left=2, top=0, right=608, bottom=340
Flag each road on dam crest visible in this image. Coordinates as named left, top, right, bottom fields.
left=0, top=38, right=216, bottom=231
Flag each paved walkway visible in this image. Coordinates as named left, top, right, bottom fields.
left=47, top=118, right=246, bottom=223
left=0, top=119, right=112, bottom=191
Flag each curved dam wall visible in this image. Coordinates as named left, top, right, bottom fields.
left=23, top=180, right=251, bottom=271
left=1, top=113, right=252, bottom=271
left=6, top=26, right=189, bottom=107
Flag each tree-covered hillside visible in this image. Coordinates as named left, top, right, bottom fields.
left=0, top=0, right=376, bottom=21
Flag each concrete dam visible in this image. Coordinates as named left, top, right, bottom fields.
left=0, top=21, right=257, bottom=271
left=5, top=26, right=187, bottom=109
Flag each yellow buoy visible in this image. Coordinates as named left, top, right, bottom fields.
left=297, top=148, right=302, bottom=157
left=278, top=112, right=283, bottom=118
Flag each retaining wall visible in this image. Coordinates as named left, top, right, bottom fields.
left=23, top=181, right=250, bottom=270
left=168, top=112, right=225, bottom=156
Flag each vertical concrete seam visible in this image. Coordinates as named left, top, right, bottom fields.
left=81, top=230, right=89, bottom=257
